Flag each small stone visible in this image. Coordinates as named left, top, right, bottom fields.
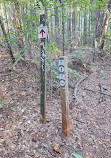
left=88, top=137, right=93, bottom=142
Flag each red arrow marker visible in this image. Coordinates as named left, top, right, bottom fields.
left=40, top=29, right=45, bottom=37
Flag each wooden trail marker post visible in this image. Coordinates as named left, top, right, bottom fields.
left=59, top=57, right=70, bottom=136
left=58, top=0, right=70, bottom=136
left=38, top=14, right=47, bottom=123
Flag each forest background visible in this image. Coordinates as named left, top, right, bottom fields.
left=0, top=0, right=111, bottom=158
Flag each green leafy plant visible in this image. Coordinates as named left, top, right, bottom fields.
left=71, top=48, right=91, bottom=61
left=12, top=106, right=17, bottom=109
left=68, top=68, right=81, bottom=78
left=10, top=71, right=15, bottom=77
left=24, top=74, right=29, bottom=78
left=37, top=99, right=40, bottom=105
left=14, top=52, right=25, bottom=66
left=50, top=43, right=61, bottom=55
left=14, top=116, right=20, bottom=121
left=0, top=102, right=8, bottom=107
left=52, top=69, right=59, bottom=79
left=99, top=70, right=106, bottom=77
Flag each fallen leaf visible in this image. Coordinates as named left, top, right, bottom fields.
left=8, top=136, right=12, bottom=140
left=38, top=136, right=43, bottom=140
left=53, top=145, right=62, bottom=154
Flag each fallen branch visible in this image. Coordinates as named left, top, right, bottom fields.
left=98, top=83, right=107, bottom=91
left=84, top=88, right=111, bottom=97
left=73, top=75, right=89, bottom=99
left=98, top=83, right=107, bottom=103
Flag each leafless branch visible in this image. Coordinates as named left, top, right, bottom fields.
left=73, top=75, right=89, bottom=99
left=84, top=88, right=111, bottom=97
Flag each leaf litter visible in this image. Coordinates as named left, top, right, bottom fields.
left=0, top=51, right=111, bottom=158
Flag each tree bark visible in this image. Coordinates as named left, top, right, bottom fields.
left=67, top=3, right=71, bottom=48
left=54, top=0, right=59, bottom=46
left=0, top=16, right=15, bottom=63
left=83, top=5, right=87, bottom=46
left=99, top=1, right=111, bottom=51
left=4, top=3, right=10, bottom=37
left=72, top=2, right=76, bottom=49
left=13, top=0, right=25, bottom=58
left=95, top=6, right=104, bottom=46
left=50, top=10, right=53, bottom=43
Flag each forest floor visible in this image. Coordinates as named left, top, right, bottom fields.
left=0, top=48, right=111, bottom=158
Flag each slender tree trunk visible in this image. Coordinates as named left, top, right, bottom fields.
left=95, top=6, right=104, bottom=47
left=83, top=5, right=87, bottom=46
left=77, top=12, right=81, bottom=47
left=4, top=3, right=10, bottom=37
left=99, top=1, right=111, bottom=51
left=62, top=1, right=65, bottom=55
left=88, top=10, right=91, bottom=46
left=54, top=0, right=59, bottom=46
left=44, top=5, right=49, bottom=43
left=0, top=16, right=15, bottom=63
left=81, top=7, right=83, bottom=46
left=67, top=5, right=71, bottom=48
left=13, top=0, right=25, bottom=58
left=72, top=2, right=76, bottom=49
left=21, top=4, right=32, bottom=59
left=50, top=10, right=53, bottom=43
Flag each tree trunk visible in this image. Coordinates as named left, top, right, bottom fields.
left=95, top=6, right=104, bottom=47
left=72, top=2, right=76, bottom=49
left=99, top=1, right=111, bottom=51
left=21, top=3, right=32, bottom=59
left=83, top=5, right=87, bottom=46
left=88, top=10, right=91, bottom=46
left=54, top=0, right=59, bottom=46
left=67, top=4, right=71, bottom=48
left=13, top=0, right=25, bottom=58
left=0, top=16, right=15, bottom=63
left=4, top=3, right=10, bottom=37
left=50, top=10, right=53, bottom=43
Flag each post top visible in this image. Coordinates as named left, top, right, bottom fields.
left=40, top=14, right=46, bottom=26
left=59, top=56, right=67, bottom=60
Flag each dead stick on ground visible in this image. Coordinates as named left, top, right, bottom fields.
left=84, top=88, right=111, bottom=97
left=73, top=75, right=89, bottom=99
left=98, top=83, right=105, bottom=102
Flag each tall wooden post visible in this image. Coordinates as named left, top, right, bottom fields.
left=40, top=14, right=46, bottom=123
left=59, top=56, right=70, bottom=136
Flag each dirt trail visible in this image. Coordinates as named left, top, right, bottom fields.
left=0, top=52, right=111, bottom=158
